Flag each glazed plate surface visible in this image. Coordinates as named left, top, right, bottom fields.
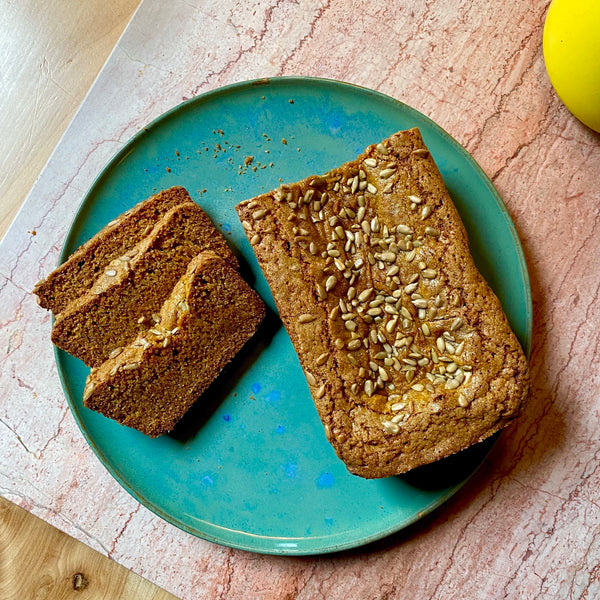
left=56, top=77, right=532, bottom=555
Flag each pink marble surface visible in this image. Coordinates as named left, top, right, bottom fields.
left=1, top=0, right=599, bottom=597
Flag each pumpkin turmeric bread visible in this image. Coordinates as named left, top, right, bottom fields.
left=51, top=202, right=237, bottom=367
left=236, top=128, right=529, bottom=478
left=83, top=252, right=265, bottom=437
left=34, top=186, right=193, bottom=314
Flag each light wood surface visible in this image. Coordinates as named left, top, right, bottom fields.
left=0, top=0, right=140, bottom=239
left=0, top=2, right=179, bottom=598
left=0, top=497, right=178, bottom=600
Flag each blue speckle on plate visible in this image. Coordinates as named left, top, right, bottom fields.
left=265, top=390, right=281, bottom=403
left=222, top=414, right=232, bottom=422
left=221, top=222, right=232, bottom=234
left=281, top=463, right=298, bottom=478
left=251, top=382, right=261, bottom=394
left=274, top=424, right=285, bottom=434
left=324, top=517, right=334, bottom=527
left=316, top=472, right=335, bottom=489
left=201, top=475, right=214, bottom=487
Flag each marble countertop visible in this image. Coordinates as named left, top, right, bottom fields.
left=1, top=0, right=599, bottom=598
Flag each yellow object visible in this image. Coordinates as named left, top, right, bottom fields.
left=543, top=0, right=600, bottom=133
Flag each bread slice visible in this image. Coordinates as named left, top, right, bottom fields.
left=51, top=202, right=237, bottom=367
left=235, top=128, right=529, bottom=478
left=83, top=251, right=265, bottom=437
left=34, top=186, right=193, bottom=314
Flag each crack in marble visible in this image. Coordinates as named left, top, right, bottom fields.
left=37, top=407, right=71, bottom=459
left=427, top=475, right=505, bottom=599
left=218, top=547, right=235, bottom=597
left=188, top=0, right=288, bottom=97
left=108, top=503, right=142, bottom=558
left=276, top=0, right=332, bottom=76
left=467, top=11, right=547, bottom=154
left=0, top=416, right=37, bottom=458
left=119, top=46, right=172, bottom=76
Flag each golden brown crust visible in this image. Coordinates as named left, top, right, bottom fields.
left=51, top=202, right=237, bottom=367
left=83, top=252, right=265, bottom=437
left=236, top=128, right=529, bottom=478
left=33, top=186, right=193, bottom=314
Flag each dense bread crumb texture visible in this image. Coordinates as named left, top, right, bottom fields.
left=33, top=186, right=194, bottom=314
left=50, top=202, right=237, bottom=367
left=236, top=128, right=529, bottom=478
left=83, top=252, right=265, bottom=437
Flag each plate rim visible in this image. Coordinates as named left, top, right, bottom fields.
left=55, top=75, right=532, bottom=555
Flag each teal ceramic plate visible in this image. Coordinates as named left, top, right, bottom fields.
left=56, top=77, right=531, bottom=555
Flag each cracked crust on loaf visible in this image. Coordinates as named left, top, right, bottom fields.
left=235, top=128, right=529, bottom=478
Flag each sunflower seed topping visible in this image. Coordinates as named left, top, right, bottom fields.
left=299, top=314, right=316, bottom=323
left=316, top=352, right=330, bottom=366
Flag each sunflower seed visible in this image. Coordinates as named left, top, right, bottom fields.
left=451, top=317, right=463, bottom=331
left=367, top=183, right=377, bottom=194
left=122, top=362, right=140, bottom=371
left=305, top=371, right=317, bottom=386
left=108, top=347, right=123, bottom=359
left=382, top=420, right=399, bottom=434
left=299, top=314, right=316, bottom=323
left=445, top=379, right=461, bottom=390
left=386, top=318, right=398, bottom=333
left=325, top=275, right=337, bottom=292
left=312, top=353, right=329, bottom=368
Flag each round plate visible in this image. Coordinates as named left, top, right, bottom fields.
left=56, top=77, right=532, bottom=555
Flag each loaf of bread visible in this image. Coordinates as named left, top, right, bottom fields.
left=51, top=202, right=237, bottom=367
left=83, top=251, right=265, bottom=437
left=33, top=186, right=193, bottom=314
left=236, top=128, right=529, bottom=478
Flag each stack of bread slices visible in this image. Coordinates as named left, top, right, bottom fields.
left=35, top=186, right=265, bottom=437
